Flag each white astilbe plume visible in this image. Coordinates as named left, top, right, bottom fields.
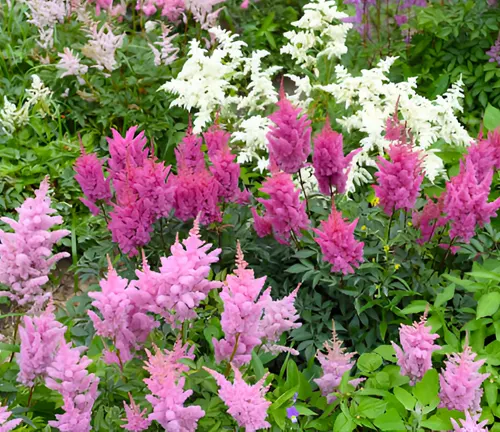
left=285, top=74, right=313, bottom=109
left=24, top=0, right=67, bottom=49
left=186, top=0, right=225, bottom=30
left=281, top=0, right=352, bottom=70
left=317, top=57, right=471, bottom=191
left=82, top=22, right=124, bottom=72
left=149, top=24, right=179, bottom=66
left=233, top=115, right=272, bottom=172
left=57, top=48, right=88, bottom=84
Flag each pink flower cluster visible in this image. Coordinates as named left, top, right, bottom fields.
left=122, top=395, right=151, bottom=432
left=133, top=218, right=222, bottom=325
left=451, top=412, right=488, bottom=432
left=392, top=314, right=440, bottom=385
left=412, top=195, right=446, bottom=244
left=314, top=207, right=364, bottom=275
left=136, top=0, right=184, bottom=18
left=88, top=259, right=159, bottom=365
left=0, top=404, right=22, bottom=432
left=0, top=177, right=70, bottom=307
left=204, top=365, right=271, bottom=432
left=144, top=342, right=205, bottom=431
left=439, top=344, right=489, bottom=413
left=267, top=86, right=311, bottom=174
left=252, top=170, right=309, bottom=245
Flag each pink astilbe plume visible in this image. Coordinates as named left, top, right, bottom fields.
left=175, top=128, right=205, bottom=173
left=107, top=126, right=149, bottom=175
left=314, top=325, right=363, bottom=403
left=204, top=365, right=271, bottom=432
left=17, top=301, right=66, bottom=386
left=482, top=127, right=500, bottom=170
left=391, top=313, right=440, bottom=385
left=0, top=177, right=70, bottom=307
left=373, top=142, right=423, bottom=215
left=252, top=171, right=309, bottom=245
left=451, top=412, right=488, bottom=432
left=0, top=404, right=22, bottom=432
left=312, top=121, right=360, bottom=195
left=444, top=158, right=500, bottom=244
left=203, top=123, right=231, bottom=158
left=213, top=243, right=267, bottom=366
left=439, top=343, right=489, bottom=413
left=144, top=343, right=204, bottom=431
left=313, top=206, right=363, bottom=275
left=412, top=195, right=446, bottom=244
left=74, top=143, right=112, bottom=216
left=161, top=0, right=185, bottom=21
left=267, top=84, right=312, bottom=174
left=466, top=138, right=496, bottom=183
left=122, top=395, right=152, bottom=432
left=45, top=342, right=99, bottom=432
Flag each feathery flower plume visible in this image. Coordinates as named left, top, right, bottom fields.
left=17, top=301, right=66, bottom=386
left=451, top=412, right=488, bottom=432
left=57, top=48, right=88, bottom=83
left=466, top=138, right=496, bottom=183
left=175, top=127, right=205, bottom=173
left=391, top=313, right=440, bottom=385
left=161, top=0, right=185, bottom=21
left=313, top=121, right=359, bottom=195
left=204, top=365, right=271, bottom=432
left=252, top=171, right=309, bottom=245
left=203, top=122, right=231, bottom=158
left=313, top=206, right=363, bottom=275
left=0, top=177, right=70, bottom=307
left=107, top=126, right=149, bottom=175
left=82, top=22, right=124, bottom=72
left=439, top=343, right=489, bottom=413
left=122, top=395, right=152, bottom=432
left=149, top=24, right=179, bottom=66
left=0, top=403, right=22, bottom=432
left=412, top=195, right=446, bottom=244
left=267, top=84, right=312, bottom=174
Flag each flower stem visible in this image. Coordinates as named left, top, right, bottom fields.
left=27, top=385, right=35, bottom=407
left=298, top=169, right=311, bottom=218
left=224, top=333, right=240, bottom=377
left=9, top=314, right=21, bottom=363
left=386, top=207, right=395, bottom=244
left=182, top=320, right=188, bottom=345
left=100, top=203, right=110, bottom=224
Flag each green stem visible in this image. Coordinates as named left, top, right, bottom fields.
left=386, top=207, right=395, bottom=244
left=100, top=203, right=110, bottom=224
left=8, top=314, right=21, bottom=363
left=298, top=170, right=311, bottom=219
left=27, top=385, right=35, bottom=407
left=182, top=321, right=189, bottom=345
left=224, top=333, right=241, bottom=377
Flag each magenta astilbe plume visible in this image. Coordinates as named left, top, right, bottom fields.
left=483, top=128, right=500, bottom=169
left=267, top=86, right=312, bottom=174
left=466, top=138, right=496, bottom=183
left=391, top=314, right=440, bottom=385
left=444, top=158, right=500, bottom=244
left=213, top=243, right=266, bottom=366
left=252, top=171, right=309, bottom=245
left=204, top=365, right=271, bottom=432
left=373, top=142, right=423, bottom=215
left=314, top=326, right=363, bottom=403
left=313, top=207, right=363, bottom=275
left=107, top=126, right=149, bottom=175
left=209, top=148, right=248, bottom=203
left=175, top=127, right=205, bottom=173
left=74, top=144, right=112, bottom=216
left=439, top=343, right=489, bottom=413
left=45, top=342, right=99, bottom=432
left=451, top=412, right=489, bottom=432
left=0, top=177, right=70, bottom=307
left=0, top=404, right=22, bottom=432
left=122, top=395, right=151, bottom=432
left=17, top=301, right=66, bottom=386
left=412, top=195, right=446, bottom=244
left=312, top=121, right=360, bottom=195
left=203, top=123, right=231, bottom=158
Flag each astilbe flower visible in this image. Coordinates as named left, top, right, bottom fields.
left=252, top=171, right=310, bottom=245
left=444, top=158, right=500, bottom=243
left=204, top=365, right=271, bottom=432
left=82, top=22, right=124, bottom=72
left=314, top=326, right=363, bottom=403
left=412, top=195, right=446, bottom=244
left=213, top=243, right=267, bottom=366
left=122, top=395, right=152, bottom=432
left=439, top=344, right=489, bottom=413
left=107, top=126, right=149, bottom=175
left=74, top=143, right=112, bottom=216
left=144, top=343, right=205, bottom=431
left=203, top=123, right=231, bottom=158
left=45, top=342, right=99, bottom=432
left=267, top=86, right=312, bottom=174
left=451, top=412, right=489, bottom=432
left=313, top=207, right=363, bottom=275
left=17, top=301, right=66, bottom=386
left=149, top=24, right=179, bottom=66
left=88, top=259, right=158, bottom=364
left=57, top=48, right=88, bottom=83
left=0, top=177, right=70, bottom=307
left=482, top=128, right=500, bottom=170
left=313, top=121, right=360, bottom=195
left=175, top=127, right=205, bottom=172
left=373, top=142, right=423, bottom=215
left=161, top=0, right=185, bottom=21
left=0, top=403, right=22, bottom=432
left=391, top=314, right=440, bottom=385
left=466, top=138, right=496, bottom=183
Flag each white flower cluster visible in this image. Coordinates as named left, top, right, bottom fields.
left=0, top=75, right=53, bottom=136
left=57, top=48, right=88, bottom=84
left=82, top=22, right=124, bottom=73
left=24, top=0, right=67, bottom=49
left=233, top=115, right=272, bottom=172
left=281, top=0, right=352, bottom=70
left=317, top=57, right=471, bottom=191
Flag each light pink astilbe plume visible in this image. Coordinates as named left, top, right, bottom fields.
left=175, top=128, right=205, bottom=173
left=0, top=177, right=70, bottom=307
left=312, top=121, right=360, bottom=195
left=252, top=171, right=309, bottom=245
left=17, top=301, right=66, bottom=386
left=439, top=343, right=489, bottom=413
left=122, top=396, right=151, bottom=432
left=107, top=126, right=149, bottom=175
left=451, top=412, right=488, bottom=432
left=45, top=342, right=99, bottom=432
left=0, top=404, right=22, bottom=432
left=313, top=207, right=363, bottom=275
left=213, top=243, right=267, bottom=366
left=161, top=0, right=185, bottom=21
left=267, top=86, right=312, bottom=174
left=187, top=0, right=225, bottom=30
left=149, top=24, right=179, bottom=66
left=74, top=143, right=112, bottom=216
left=444, top=158, right=500, bottom=244
left=314, top=326, right=363, bottom=403
left=391, top=314, right=440, bottom=385
left=204, top=365, right=271, bottom=432
left=373, top=142, right=424, bottom=215
left=412, top=195, right=447, bottom=244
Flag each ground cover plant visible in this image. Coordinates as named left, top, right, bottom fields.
left=3, top=0, right=500, bottom=431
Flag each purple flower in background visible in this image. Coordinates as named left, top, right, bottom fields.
left=286, top=393, right=299, bottom=424
left=0, top=403, right=22, bottom=432
left=487, top=34, right=500, bottom=65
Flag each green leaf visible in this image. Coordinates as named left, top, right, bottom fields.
left=0, top=342, right=20, bottom=353
left=413, top=369, right=439, bottom=406
left=251, top=351, right=265, bottom=380
left=484, top=103, right=500, bottom=131
left=333, top=412, right=355, bottom=432
left=434, top=284, right=455, bottom=308
left=286, top=264, right=310, bottom=274
left=393, top=387, right=416, bottom=411
left=477, top=292, right=500, bottom=318
left=357, top=353, right=383, bottom=373
left=373, top=345, right=396, bottom=362
left=270, top=386, right=299, bottom=411
left=373, top=408, right=405, bottom=431
left=420, top=415, right=452, bottom=429
left=356, top=397, right=387, bottom=419
left=484, top=380, right=498, bottom=407
left=400, top=300, right=428, bottom=314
